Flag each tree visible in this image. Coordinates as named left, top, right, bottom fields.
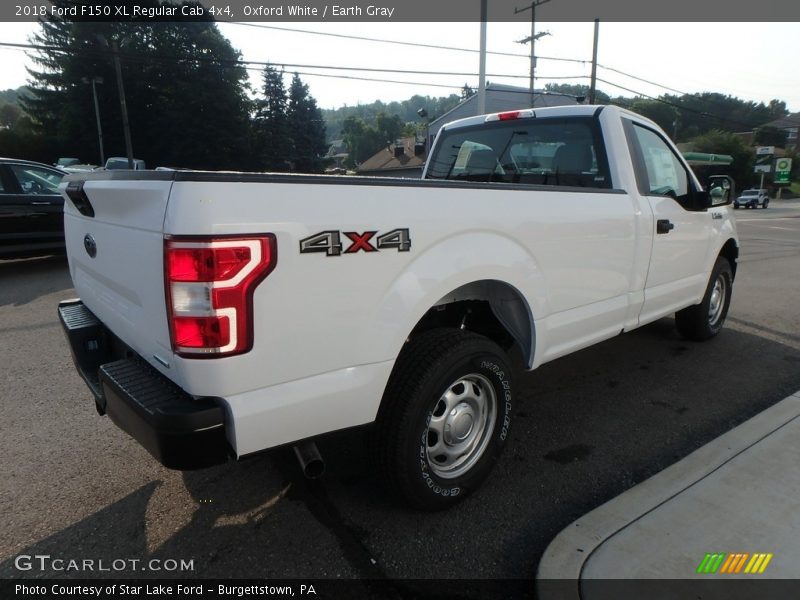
left=0, top=103, right=21, bottom=128
left=753, top=125, right=786, bottom=148
left=339, top=111, right=407, bottom=167
left=253, top=64, right=290, bottom=171
left=23, top=1, right=252, bottom=169
left=375, top=112, right=403, bottom=145
left=629, top=99, right=679, bottom=138
left=690, top=129, right=755, bottom=189
left=286, top=73, right=327, bottom=173
left=544, top=83, right=611, bottom=104
left=341, top=116, right=378, bottom=166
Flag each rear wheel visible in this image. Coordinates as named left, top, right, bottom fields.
left=372, top=328, right=513, bottom=510
left=675, top=256, right=733, bottom=341
left=762, top=199, right=769, bottom=208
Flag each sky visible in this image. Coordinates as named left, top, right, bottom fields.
left=0, top=21, right=798, bottom=114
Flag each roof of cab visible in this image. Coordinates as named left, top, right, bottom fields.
left=440, top=104, right=607, bottom=132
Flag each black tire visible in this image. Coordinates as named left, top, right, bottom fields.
left=733, top=203, right=739, bottom=209
left=675, top=257, right=733, bottom=341
left=762, top=200, right=769, bottom=209
left=372, top=328, right=513, bottom=510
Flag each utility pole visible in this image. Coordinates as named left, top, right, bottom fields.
left=82, top=76, right=105, bottom=165
left=478, top=0, right=487, bottom=114
left=98, top=35, right=134, bottom=169
left=515, top=0, right=551, bottom=106
left=589, top=18, right=599, bottom=104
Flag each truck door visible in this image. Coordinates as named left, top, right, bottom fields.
left=0, top=163, right=65, bottom=256
left=624, top=120, right=713, bottom=324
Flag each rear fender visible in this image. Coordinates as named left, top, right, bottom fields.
left=361, top=231, right=546, bottom=370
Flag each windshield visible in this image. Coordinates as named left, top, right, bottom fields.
left=741, top=191, right=758, bottom=196
left=426, top=117, right=611, bottom=188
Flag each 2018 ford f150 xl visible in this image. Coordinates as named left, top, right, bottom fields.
left=58, top=105, right=738, bottom=509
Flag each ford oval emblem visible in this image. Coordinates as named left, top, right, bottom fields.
left=84, top=234, right=97, bottom=258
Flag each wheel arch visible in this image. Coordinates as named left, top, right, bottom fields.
left=408, top=279, right=536, bottom=368
left=719, top=237, right=739, bottom=280
left=361, top=231, right=546, bottom=376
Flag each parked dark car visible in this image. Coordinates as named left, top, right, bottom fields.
left=0, top=158, right=67, bottom=259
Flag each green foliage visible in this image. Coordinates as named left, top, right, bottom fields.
left=322, top=93, right=461, bottom=141
left=661, top=93, right=788, bottom=142
left=251, top=69, right=327, bottom=173
left=544, top=83, right=611, bottom=104
left=690, top=129, right=755, bottom=188
left=340, top=112, right=406, bottom=167
left=253, top=64, right=290, bottom=171
left=0, top=103, right=22, bottom=128
left=753, top=125, right=786, bottom=148
left=629, top=99, right=679, bottom=136
left=21, top=2, right=253, bottom=169
left=287, top=73, right=327, bottom=173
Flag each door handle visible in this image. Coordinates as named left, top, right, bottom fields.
left=656, top=219, right=675, bottom=234
left=30, top=201, right=53, bottom=206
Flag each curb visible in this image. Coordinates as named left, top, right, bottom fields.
left=536, top=390, right=800, bottom=597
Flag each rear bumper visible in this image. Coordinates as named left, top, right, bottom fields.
left=58, top=299, right=231, bottom=470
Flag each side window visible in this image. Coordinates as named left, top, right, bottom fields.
left=630, top=124, right=689, bottom=199
left=9, top=165, right=63, bottom=195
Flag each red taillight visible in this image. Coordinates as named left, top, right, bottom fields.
left=498, top=111, right=521, bottom=121
left=168, top=246, right=253, bottom=282
left=165, top=235, right=276, bottom=358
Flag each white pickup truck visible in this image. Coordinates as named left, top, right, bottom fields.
left=58, top=105, right=738, bottom=509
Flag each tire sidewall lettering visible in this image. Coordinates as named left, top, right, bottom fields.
left=415, top=353, right=512, bottom=498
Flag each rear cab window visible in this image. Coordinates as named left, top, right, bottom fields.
left=426, top=116, right=612, bottom=189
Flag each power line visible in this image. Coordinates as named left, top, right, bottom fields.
left=0, top=40, right=550, bottom=81
left=3, top=40, right=778, bottom=129
left=596, top=63, right=689, bottom=96
left=595, top=77, right=761, bottom=130
left=0, top=41, right=588, bottom=99
left=224, top=22, right=588, bottom=65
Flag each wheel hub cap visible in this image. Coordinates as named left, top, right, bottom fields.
left=444, top=403, right=475, bottom=444
left=708, top=275, right=726, bottom=325
left=425, top=373, right=498, bottom=480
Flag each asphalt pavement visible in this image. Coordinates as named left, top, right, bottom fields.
left=1, top=200, right=799, bottom=597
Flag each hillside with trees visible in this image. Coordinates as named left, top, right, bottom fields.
left=1, top=1, right=326, bottom=172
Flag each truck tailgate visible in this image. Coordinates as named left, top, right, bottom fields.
left=62, top=176, right=175, bottom=374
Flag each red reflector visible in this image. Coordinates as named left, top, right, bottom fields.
left=498, top=111, right=521, bottom=121
left=168, top=246, right=252, bottom=282
left=173, top=316, right=230, bottom=349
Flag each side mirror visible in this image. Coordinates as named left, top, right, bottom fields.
left=705, top=175, right=735, bottom=207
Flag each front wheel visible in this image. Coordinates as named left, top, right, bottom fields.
left=372, top=328, right=513, bottom=510
left=675, top=256, right=733, bottom=341
left=762, top=200, right=769, bottom=208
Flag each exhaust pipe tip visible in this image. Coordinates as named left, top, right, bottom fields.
left=293, top=441, right=325, bottom=479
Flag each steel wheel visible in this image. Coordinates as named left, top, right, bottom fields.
left=425, top=373, right=497, bottom=479
left=707, top=273, right=727, bottom=327
left=676, top=256, right=733, bottom=342
left=372, top=328, right=513, bottom=509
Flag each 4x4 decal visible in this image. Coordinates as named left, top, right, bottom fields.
left=300, top=229, right=411, bottom=256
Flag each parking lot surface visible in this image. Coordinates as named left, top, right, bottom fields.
left=1, top=201, right=799, bottom=595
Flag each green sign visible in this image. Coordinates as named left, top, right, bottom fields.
left=774, top=157, right=792, bottom=184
